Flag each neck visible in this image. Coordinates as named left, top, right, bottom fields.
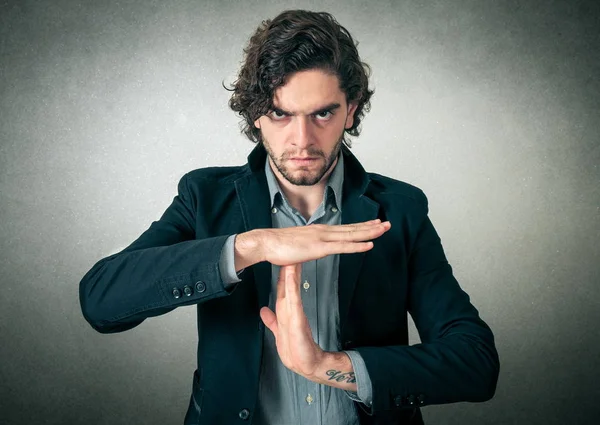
left=269, top=156, right=338, bottom=220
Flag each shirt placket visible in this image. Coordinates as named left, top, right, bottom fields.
left=300, top=258, right=321, bottom=424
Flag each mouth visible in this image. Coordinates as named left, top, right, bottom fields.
left=289, top=157, right=319, bottom=165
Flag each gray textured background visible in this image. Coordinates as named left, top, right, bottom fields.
left=1, top=0, right=599, bottom=424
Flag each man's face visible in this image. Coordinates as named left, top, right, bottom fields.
left=254, top=69, right=358, bottom=186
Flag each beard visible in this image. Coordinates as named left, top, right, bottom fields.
left=262, top=132, right=344, bottom=186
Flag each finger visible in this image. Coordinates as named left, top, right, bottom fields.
left=328, top=220, right=390, bottom=234
left=327, top=241, right=375, bottom=255
left=330, top=219, right=385, bottom=230
left=346, top=219, right=381, bottom=224
left=260, top=306, right=279, bottom=335
left=276, top=266, right=286, bottom=301
left=323, top=221, right=391, bottom=242
left=284, top=264, right=303, bottom=311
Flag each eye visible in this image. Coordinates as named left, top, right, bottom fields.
left=314, top=110, right=333, bottom=121
left=269, top=110, right=287, bottom=121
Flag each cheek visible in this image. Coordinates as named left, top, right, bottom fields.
left=321, top=122, right=345, bottom=140
left=262, top=127, right=288, bottom=150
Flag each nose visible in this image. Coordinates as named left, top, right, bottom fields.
left=292, top=116, right=313, bottom=148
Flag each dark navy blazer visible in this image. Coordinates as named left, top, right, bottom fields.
left=80, top=143, right=499, bottom=425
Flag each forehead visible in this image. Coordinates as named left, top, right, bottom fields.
left=272, top=69, right=345, bottom=112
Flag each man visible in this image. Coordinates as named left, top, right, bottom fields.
left=79, top=9, right=499, bottom=425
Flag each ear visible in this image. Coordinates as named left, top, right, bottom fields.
left=345, top=102, right=358, bottom=129
left=254, top=117, right=261, bottom=129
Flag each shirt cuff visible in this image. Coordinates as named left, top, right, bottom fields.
left=343, top=350, right=373, bottom=406
left=219, top=234, right=244, bottom=289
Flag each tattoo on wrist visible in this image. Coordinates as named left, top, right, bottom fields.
left=325, top=369, right=356, bottom=384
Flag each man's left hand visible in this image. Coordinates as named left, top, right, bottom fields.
left=259, top=263, right=324, bottom=378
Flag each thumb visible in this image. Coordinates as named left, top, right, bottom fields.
left=260, top=306, right=278, bottom=335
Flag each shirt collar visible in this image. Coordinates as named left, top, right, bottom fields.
left=264, top=150, right=345, bottom=211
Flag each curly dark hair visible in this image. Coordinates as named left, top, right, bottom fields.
left=226, top=10, right=374, bottom=147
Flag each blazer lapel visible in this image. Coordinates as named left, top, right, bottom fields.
left=338, top=145, right=379, bottom=333
left=234, top=145, right=273, bottom=309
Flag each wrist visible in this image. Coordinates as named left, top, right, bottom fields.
left=234, top=230, right=264, bottom=270
left=306, top=351, right=357, bottom=392
left=252, top=228, right=268, bottom=263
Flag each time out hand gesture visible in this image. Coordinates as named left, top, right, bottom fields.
left=262, top=219, right=391, bottom=266
left=234, top=219, right=391, bottom=278
left=259, top=263, right=323, bottom=377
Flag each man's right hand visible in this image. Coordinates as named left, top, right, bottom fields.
left=234, top=219, right=391, bottom=270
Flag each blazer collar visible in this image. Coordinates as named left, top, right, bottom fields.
left=236, top=143, right=379, bottom=331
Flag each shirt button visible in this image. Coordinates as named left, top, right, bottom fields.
left=238, top=408, right=250, bottom=420
left=195, top=281, right=206, bottom=293
left=394, top=395, right=403, bottom=407
left=331, top=207, right=338, bottom=213
left=183, top=285, right=193, bottom=296
left=305, top=394, right=314, bottom=405
left=172, top=288, right=181, bottom=299
left=408, top=394, right=416, bottom=406
left=303, top=280, right=310, bottom=291
left=271, top=207, right=278, bottom=214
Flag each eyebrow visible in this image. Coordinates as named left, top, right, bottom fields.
left=272, top=103, right=341, bottom=116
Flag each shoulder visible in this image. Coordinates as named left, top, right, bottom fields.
left=366, top=172, right=429, bottom=214
left=184, top=164, right=249, bottom=184
left=175, top=164, right=250, bottom=199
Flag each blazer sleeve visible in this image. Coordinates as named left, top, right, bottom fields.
left=79, top=173, right=234, bottom=334
left=354, top=197, right=500, bottom=414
